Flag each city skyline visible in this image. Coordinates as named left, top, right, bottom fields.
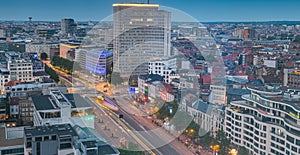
left=1, top=1, right=300, bottom=155
left=1, top=0, right=300, bottom=22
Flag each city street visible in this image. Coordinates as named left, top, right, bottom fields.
left=45, top=58, right=211, bottom=155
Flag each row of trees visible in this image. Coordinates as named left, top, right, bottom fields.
left=154, top=101, right=178, bottom=120
left=51, top=56, right=81, bottom=74
left=45, top=65, right=59, bottom=82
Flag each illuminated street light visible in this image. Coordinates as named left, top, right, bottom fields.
left=190, top=129, right=194, bottom=133
left=210, top=144, right=220, bottom=155
left=229, top=148, right=238, bottom=155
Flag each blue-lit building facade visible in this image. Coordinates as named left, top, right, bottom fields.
left=85, top=50, right=113, bottom=78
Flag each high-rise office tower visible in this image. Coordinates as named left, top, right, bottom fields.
left=61, top=18, right=76, bottom=35
left=113, top=3, right=171, bottom=82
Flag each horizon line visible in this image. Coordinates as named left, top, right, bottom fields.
left=1, top=20, right=300, bottom=23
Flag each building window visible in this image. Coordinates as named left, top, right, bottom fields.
left=287, top=135, right=294, bottom=143
left=291, top=146, right=297, bottom=153
left=37, top=142, right=40, bottom=155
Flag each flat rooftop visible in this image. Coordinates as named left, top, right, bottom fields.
left=31, top=95, right=57, bottom=111
left=24, top=124, right=77, bottom=137
left=64, top=94, right=92, bottom=109
left=0, top=128, right=23, bottom=147
left=31, top=93, right=91, bottom=111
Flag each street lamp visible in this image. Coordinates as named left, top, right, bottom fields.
left=229, top=148, right=238, bottom=155
left=210, top=144, right=220, bottom=155
left=190, top=129, right=194, bottom=133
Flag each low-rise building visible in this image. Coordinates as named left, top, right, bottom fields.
left=0, top=68, right=10, bottom=93
left=0, top=95, right=8, bottom=121
left=25, top=43, right=59, bottom=59
left=24, top=124, right=120, bottom=155
left=187, top=100, right=225, bottom=137
left=138, top=74, right=164, bottom=102
left=148, top=57, right=177, bottom=83
left=283, top=69, right=300, bottom=88
left=60, top=43, right=79, bottom=60
left=73, top=125, right=120, bottom=155
left=31, top=90, right=94, bottom=128
left=209, top=84, right=227, bottom=105
left=6, top=51, right=33, bottom=82
left=24, top=124, right=77, bottom=155
left=0, top=126, right=24, bottom=155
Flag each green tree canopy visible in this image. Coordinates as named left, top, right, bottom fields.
left=109, top=72, right=123, bottom=86
left=40, top=52, right=48, bottom=60
left=45, top=65, right=59, bottom=82
left=51, top=55, right=82, bottom=73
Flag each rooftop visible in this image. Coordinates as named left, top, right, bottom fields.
left=73, top=125, right=119, bottom=155
left=64, top=94, right=92, bottom=109
left=33, top=71, right=49, bottom=77
left=227, top=88, right=250, bottom=96
left=31, top=93, right=91, bottom=111
left=244, top=87, right=300, bottom=111
left=31, top=95, right=56, bottom=111
left=139, top=74, right=164, bottom=83
left=247, top=85, right=282, bottom=94
left=0, top=127, right=23, bottom=147
left=24, top=124, right=77, bottom=137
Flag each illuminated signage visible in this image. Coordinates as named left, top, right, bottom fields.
left=84, top=115, right=94, bottom=121
left=258, top=109, right=268, bottom=115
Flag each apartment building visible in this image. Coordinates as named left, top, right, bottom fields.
left=148, top=57, right=177, bottom=83
left=24, top=124, right=78, bottom=155
left=225, top=86, right=300, bottom=155
left=6, top=51, right=33, bottom=82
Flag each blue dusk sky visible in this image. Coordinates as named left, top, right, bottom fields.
left=0, top=0, right=299, bottom=22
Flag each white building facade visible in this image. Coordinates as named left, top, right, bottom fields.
left=225, top=86, right=300, bottom=155
left=148, top=57, right=177, bottom=83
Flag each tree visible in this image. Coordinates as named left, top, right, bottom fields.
left=45, top=65, right=59, bottom=82
left=238, top=146, right=249, bottom=155
left=51, top=55, right=80, bottom=73
left=170, top=111, right=193, bottom=132
left=110, top=72, right=123, bottom=86
left=117, top=149, right=144, bottom=155
left=216, top=131, right=231, bottom=155
left=154, top=101, right=178, bottom=120
left=127, top=142, right=139, bottom=151
left=40, top=52, right=48, bottom=60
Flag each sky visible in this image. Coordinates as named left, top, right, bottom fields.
left=0, top=0, right=300, bottom=22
